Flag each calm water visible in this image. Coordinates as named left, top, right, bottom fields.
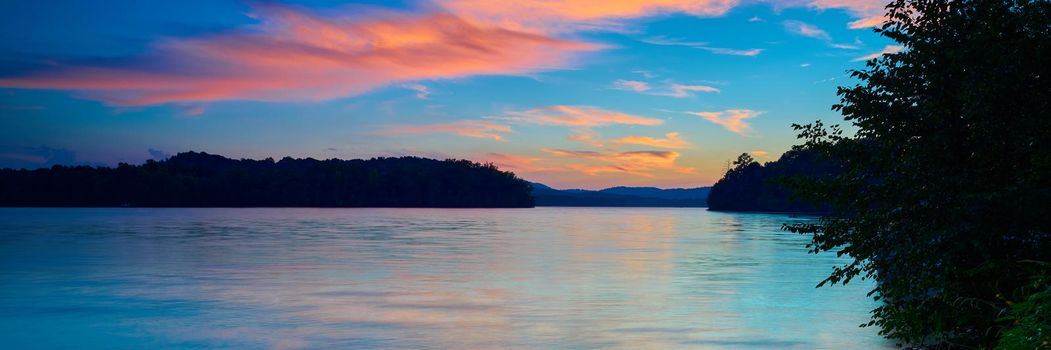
left=0, top=208, right=891, bottom=349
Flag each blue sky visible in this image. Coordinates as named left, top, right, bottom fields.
left=0, top=0, right=897, bottom=189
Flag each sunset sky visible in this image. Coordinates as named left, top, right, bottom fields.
left=0, top=0, right=895, bottom=189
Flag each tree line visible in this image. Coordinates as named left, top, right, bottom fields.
left=0, top=152, right=535, bottom=208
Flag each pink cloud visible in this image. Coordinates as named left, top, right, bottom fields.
left=689, top=109, right=761, bottom=135
left=375, top=120, right=511, bottom=140
left=0, top=6, right=600, bottom=106
left=491, top=105, right=663, bottom=127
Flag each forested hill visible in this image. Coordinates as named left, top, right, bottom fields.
left=706, top=149, right=834, bottom=213
left=532, top=183, right=710, bottom=207
left=0, top=152, right=534, bottom=208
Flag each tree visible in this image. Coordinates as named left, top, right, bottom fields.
left=732, top=153, right=756, bottom=171
left=784, top=0, right=1051, bottom=348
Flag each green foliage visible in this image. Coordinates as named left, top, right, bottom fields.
left=0, top=152, right=535, bottom=208
left=995, top=262, right=1051, bottom=350
left=782, top=0, right=1051, bottom=348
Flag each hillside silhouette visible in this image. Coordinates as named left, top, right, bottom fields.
left=0, top=152, right=534, bottom=208
left=532, top=183, right=709, bottom=207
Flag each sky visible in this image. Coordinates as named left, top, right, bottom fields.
left=0, top=0, right=898, bottom=189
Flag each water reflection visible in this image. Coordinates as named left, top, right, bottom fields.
left=0, top=208, right=892, bottom=349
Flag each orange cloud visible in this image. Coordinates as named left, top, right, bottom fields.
left=612, top=132, right=691, bottom=149
left=567, top=129, right=605, bottom=147
left=848, top=15, right=887, bottom=29
left=438, top=0, right=740, bottom=32
left=0, top=6, right=600, bottom=106
left=689, top=109, right=761, bottom=136
left=543, top=149, right=694, bottom=175
left=491, top=105, right=663, bottom=127
left=853, top=45, right=904, bottom=61
left=478, top=152, right=559, bottom=172
left=375, top=120, right=511, bottom=140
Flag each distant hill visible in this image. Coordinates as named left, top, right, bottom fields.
left=532, top=183, right=710, bottom=207
left=0, top=152, right=534, bottom=208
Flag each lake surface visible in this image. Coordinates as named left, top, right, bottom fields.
left=0, top=208, right=891, bottom=349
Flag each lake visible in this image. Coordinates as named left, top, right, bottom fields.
left=0, top=208, right=891, bottom=349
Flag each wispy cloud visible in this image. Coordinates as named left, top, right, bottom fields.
left=613, top=80, right=720, bottom=98
left=631, top=70, right=656, bottom=78
left=702, top=46, right=760, bottom=56
left=612, top=79, right=651, bottom=92
left=688, top=109, right=762, bottom=136
left=784, top=20, right=862, bottom=50
left=853, top=45, right=905, bottom=61
left=612, top=132, right=691, bottom=149
left=784, top=20, right=831, bottom=41
left=490, top=105, right=663, bottom=127
left=0, top=6, right=600, bottom=106
left=658, top=84, right=720, bottom=97
left=375, top=120, right=511, bottom=141
left=402, top=84, right=431, bottom=99
left=640, top=36, right=763, bottom=56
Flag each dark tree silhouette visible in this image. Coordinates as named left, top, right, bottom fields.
left=0, top=152, right=534, bottom=208
left=706, top=149, right=834, bottom=213
left=783, top=0, right=1051, bottom=348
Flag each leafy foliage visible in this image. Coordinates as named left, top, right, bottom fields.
left=0, top=152, right=534, bottom=208
left=995, top=262, right=1051, bottom=350
left=783, top=0, right=1051, bottom=348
